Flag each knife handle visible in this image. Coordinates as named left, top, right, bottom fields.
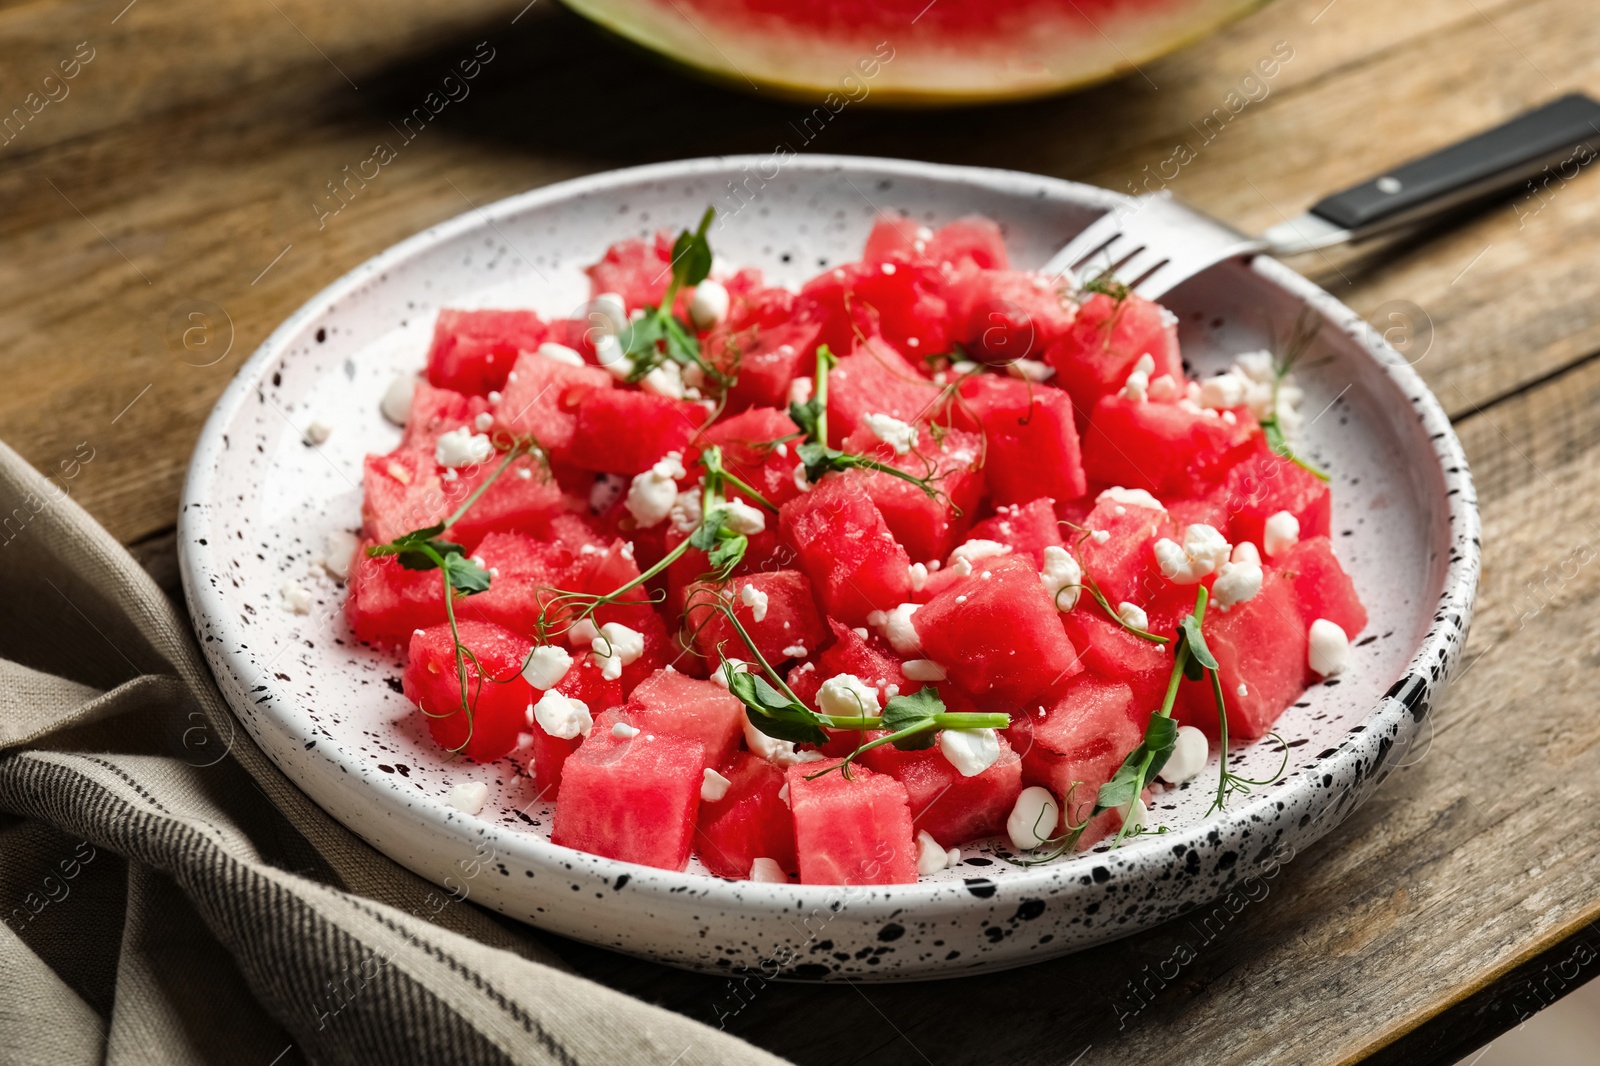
left=1308, top=93, right=1600, bottom=236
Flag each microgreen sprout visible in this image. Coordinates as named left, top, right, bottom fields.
left=622, top=207, right=729, bottom=386
left=1260, top=310, right=1328, bottom=481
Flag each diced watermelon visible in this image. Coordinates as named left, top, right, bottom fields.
left=585, top=230, right=674, bottom=310
left=569, top=390, right=709, bottom=475
left=426, top=310, right=548, bottom=396
left=1177, top=569, right=1308, bottom=739
left=690, top=406, right=803, bottom=507
left=550, top=708, right=705, bottom=870
left=913, top=557, right=1082, bottom=705
left=779, top=476, right=912, bottom=625
left=799, top=261, right=950, bottom=362
left=1073, top=493, right=1173, bottom=606
left=492, top=351, right=613, bottom=457
left=955, top=376, right=1086, bottom=505
left=567, top=538, right=657, bottom=633
left=447, top=455, right=567, bottom=550
left=862, top=216, right=1009, bottom=275
left=346, top=546, right=444, bottom=646
left=945, top=270, right=1076, bottom=364
left=1218, top=444, right=1333, bottom=549
left=617, top=609, right=678, bottom=697
left=403, top=621, right=532, bottom=763
left=861, top=734, right=1023, bottom=845
left=622, top=668, right=746, bottom=768
left=967, top=497, right=1065, bottom=566
left=839, top=425, right=985, bottom=563
left=361, top=450, right=448, bottom=547
left=824, top=337, right=943, bottom=446
left=706, top=314, right=823, bottom=412
left=786, top=619, right=918, bottom=730
left=1045, top=291, right=1183, bottom=425
left=1277, top=536, right=1367, bottom=638
left=524, top=650, right=624, bottom=799
left=451, top=532, right=575, bottom=638
left=1166, top=495, right=1232, bottom=535
left=1006, top=675, right=1140, bottom=831
left=787, top=762, right=919, bottom=885
left=696, top=751, right=798, bottom=878
left=683, top=570, right=828, bottom=667
left=401, top=381, right=492, bottom=453
left=1060, top=609, right=1170, bottom=713
left=1082, top=393, right=1261, bottom=498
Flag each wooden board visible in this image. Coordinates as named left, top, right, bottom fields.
left=4, top=0, right=1600, bottom=1061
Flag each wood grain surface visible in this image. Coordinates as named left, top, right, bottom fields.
left=4, top=0, right=1599, bottom=1062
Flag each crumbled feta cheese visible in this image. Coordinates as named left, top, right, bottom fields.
left=722, top=498, right=767, bottom=535
left=1116, top=601, right=1149, bottom=630
left=687, top=277, right=731, bottom=329
left=435, top=427, right=494, bottom=468
left=740, top=584, right=769, bottom=622
left=1159, top=725, right=1209, bottom=785
left=1237, top=683, right=1248, bottom=697
left=592, top=622, right=645, bottom=681
left=938, top=727, right=1000, bottom=777
left=667, top=487, right=702, bottom=534
left=1235, top=349, right=1275, bottom=383
left=304, top=420, right=331, bottom=445
left=1263, top=511, right=1300, bottom=558
left=566, top=617, right=600, bottom=648
left=1007, top=786, right=1061, bottom=850
left=862, top=412, right=918, bottom=455
left=948, top=539, right=1011, bottom=567
left=280, top=580, right=313, bottom=614
left=1230, top=541, right=1261, bottom=566
left=778, top=782, right=791, bottom=808
left=1153, top=523, right=1231, bottom=583
left=446, top=781, right=488, bottom=815
left=1198, top=370, right=1251, bottom=410
left=1097, top=486, right=1166, bottom=512
left=901, top=659, right=947, bottom=682
left=817, top=674, right=880, bottom=717
left=380, top=374, right=415, bottom=425
left=1212, top=560, right=1264, bottom=611
left=701, top=767, right=732, bottom=803
left=1120, top=796, right=1148, bottom=834
left=533, top=341, right=584, bottom=367
left=907, top=562, right=929, bottom=592
left=869, top=603, right=922, bottom=655
left=624, top=453, right=686, bottom=528
left=1147, top=374, right=1180, bottom=402
left=789, top=376, right=813, bottom=406
left=915, top=830, right=959, bottom=875
left=593, top=333, right=629, bottom=378
left=1040, top=545, right=1082, bottom=612
left=532, top=690, right=592, bottom=740
left=1308, top=618, right=1350, bottom=676
left=611, top=721, right=640, bottom=739
left=521, top=644, right=573, bottom=690
left=781, top=644, right=808, bottom=658
left=589, top=291, right=627, bottom=336
left=1119, top=353, right=1156, bottom=401
left=711, top=658, right=748, bottom=689
left=640, top=360, right=686, bottom=399
left=1006, top=358, right=1056, bottom=383
left=1091, top=529, right=1110, bottom=544
left=321, top=530, right=360, bottom=581
left=749, top=857, right=787, bottom=882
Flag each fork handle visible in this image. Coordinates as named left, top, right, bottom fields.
left=1308, top=93, right=1600, bottom=236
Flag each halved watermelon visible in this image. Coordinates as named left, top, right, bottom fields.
left=403, top=620, right=532, bottom=763
left=787, top=762, right=918, bottom=885
left=427, top=310, right=547, bottom=396
left=696, top=751, right=798, bottom=878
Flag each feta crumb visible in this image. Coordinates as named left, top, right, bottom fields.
left=916, top=830, right=958, bottom=875
left=521, top=644, right=573, bottom=690
left=304, top=420, right=331, bottom=445
left=862, top=412, right=918, bottom=455
left=1308, top=618, right=1350, bottom=676
left=777, top=782, right=791, bottom=808
left=1237, top=683, right=1248, bottom=697
left=589, top=292, right=627, bottom=336
left=1198, top=370, right=1250, bottom=410
left=1116, top=601, right=1149, bottom=630
left=1007, top=786, right=1061, bottom=850
left=1006, top=358, right=1055, bottom=383
left=1119, top=796, right=1148, bottom=834
left=722, top=498, right=767, bottom=535
left=781, top=644, right=808, bottom=658
left=711, top=658, right=748, bottom=689
left=1235, top=349, right=1275, bottom=383
left=817, top=674, right=880, bottom=717
left=687, top=278, right=731, bottom=329
left=1231, top=541, right=1261, bottom=566
left=1097, top=486, right=1165, bottom=512
left=744, top=717, right=802, bottom=766
left=749, top=857, right=787, bottom=883
left=792, top=464, right=812, bottom=493
left=901, top=659, right=947, bottom=682
left=531, top=341, right=583, bottom=367
left=280, top=580, right=313, bottom=614
left=1153, top=523, right=1231, bottom=583
left=1040, top=545, right=1083, bottom=612
left=1091, top=529, right=1110, bottom=544
left=907, top=562, right=929, bottom=592
left=701, top=767, right=732, bottom=803
left=1263, top=511, right=1301, bottom=558
left=740, top=584, right=769, bottom=622
left=446, top=781, right=488, bottom=815
left=669, top=488, right=702, bottom=534
left=611, top=721, right=640, bottom=739
left=624, top=452, right=686, bottom=528
left=869, top=603, right=922, bottom=655
left=592, top=622, right=645, bottom=681
left=566, top=617, right=600, bottom=647
left=321, top=530, right=360, bottom=581
left=487, top=390, right=502, bottom=404
left=948, top=539, right=1011, bottom=567
left=1147, top=374, right=1180, bottom=402
left=1159, top=726, right=1209, bottom=785
left=1119, top=353, right=1156, bottom=401
left=938, top=728, right=1000, bottom=777
left=789, top=376, right=813, bottom=406
left=436, top=427, right=494, bottom=468
left=1212, top=560, right=1264, bottom=611
left=532, top=690, right=593, bottom=740
left=472, top=412, right=494, bottom=433
left=640, top=359, right=686, bottom=399
left=380, top=375, right=415, bottom=425
left=593, top=333, right=630, bottom=378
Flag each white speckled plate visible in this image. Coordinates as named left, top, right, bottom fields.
left=179, top=156, right=1479, bottom=980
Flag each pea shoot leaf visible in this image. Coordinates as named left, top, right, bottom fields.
left=1096, top=712, right=1177, bottom=811
left=440, top=553, right=491, bottom=595
left=707, top=532, right=747, bottom=574
left=880, top=686, right=944, bottom=733
left=671, top=207, right=716, bottom=291
left=1176, top=615, right=1217, bottom=681
left=727, top=669, right=828, bottom=745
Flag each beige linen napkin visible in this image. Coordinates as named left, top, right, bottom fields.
left=0, top=440, right=787, bottom=1066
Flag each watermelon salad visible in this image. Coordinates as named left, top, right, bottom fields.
left=333, top=208, right=1367, bottom=886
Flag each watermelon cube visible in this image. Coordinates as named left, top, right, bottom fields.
left=550, top=709, right=706, bottom=870
left=1060, top=609, right=1172, bottom=713
left=361, top=450, right=448, bottom=546
left=446, top=455, right=567, bottom=550
left=585, top=230, right=674, bottom=310
left=623, top=668, right=746, bottom=768
left=861, top=734, right=1023, bottom=845
left=839, top=425, right=985, bottom=563
left=1218, top=443, right=1332, bottom=549
left=1177, top=569, right=1308, bottom=739
left=706, top=315, right=823, bottom=412
left=346, top=547, right=445, bottom=646
left=824, top=337, right=943, bottom=446
left=696, top=751, right=798, bottom=878
left=779, top=475, right=913, bottom=625
left=690, top=406, right=804, bottom=508
left=403, top=621, right=533, bottom=763
left=1006, top=675, right=1141, bottom=831
left=1045, top=291, right=1183, bottom=425
left=683, top=570, right=828, bottom=667
left=800, top=261, right=950, bottom=363
left=524, top=650, right=624, bottom=799
left=945, top=269, right=1076, bottom=364
left=569, top=390, right=709, bottom=475
left=787, top=762, right=919, bottom=885
left=1277, top=536, right=1367, bottom=638
left=1073, top=492, right=1174, bottom=606
left=401, top=381, right=492, bottom=453
left=426, top=309, right=548, bottom=396
left=863, top=215, right=1008, bottom=274
left=955, top=376, right=1086, bottom=505
left=453, top=532, right=576, bottom=639
left=492, top=350, right=613, bottom=457
left=1082, top=393, right=1261, bottom=498
left=967, top=497, right=1065, bottom=567
left=913, top=557, right=1083, bottom=705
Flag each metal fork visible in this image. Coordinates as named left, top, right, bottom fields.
left=1042, top=93, right=1600, bottom=299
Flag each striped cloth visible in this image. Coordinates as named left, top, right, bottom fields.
left=0, top=441, right=787, bottom=1066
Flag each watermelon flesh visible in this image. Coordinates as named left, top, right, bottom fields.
left=1006, top=675, right=1141, bottom=845
left=861, top=734, right=1023, bottom=846
left=524, top=650, right=624, bottom=799
left=1177, top=570, right=1309, bottom=739
left=427, top=310, right=547, bottom=396
left=696, top=751, right=798, bottom=878
left=1046, top=291, right=1183, bottom=426
left=683, top=569, right=829, bottom=667
left=787, top=762, right=919, bottom=885
left=1278, top=537, right=1368, bottom=638
left=622, top=668, right=747, bottom=768
left=402, top=621, right=532, bottom=763
left=967, top=497, right=1065, bottom=567
left=779, top=475, right=912, bottom=625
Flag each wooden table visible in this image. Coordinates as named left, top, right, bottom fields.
left=6, top=0, right=1598, bottom=1061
